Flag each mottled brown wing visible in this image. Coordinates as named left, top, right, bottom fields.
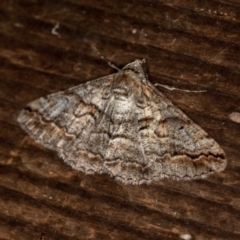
left=134, top=81, right=227, bottom=182
left=17, top=74, right=116, bottom=174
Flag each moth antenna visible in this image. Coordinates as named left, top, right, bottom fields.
left=92, top=46, right=120, bottom=71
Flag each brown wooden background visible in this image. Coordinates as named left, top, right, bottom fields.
left=1, top=0, right=240, bottom=239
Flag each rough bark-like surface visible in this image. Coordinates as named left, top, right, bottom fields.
left=0, top=0, right=240, bottom=239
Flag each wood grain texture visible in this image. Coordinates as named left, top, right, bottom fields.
left=0, top=0, right=240, bottom=239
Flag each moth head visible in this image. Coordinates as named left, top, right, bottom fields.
left=109, top=59, right=148, bottom=101
left=122, top=59, right=149, bottom=83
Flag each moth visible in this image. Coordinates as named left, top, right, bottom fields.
left=18, top=59, right=227, bottom=184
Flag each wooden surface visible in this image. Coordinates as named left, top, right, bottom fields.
left=0, top=0, right=240, bottom=239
